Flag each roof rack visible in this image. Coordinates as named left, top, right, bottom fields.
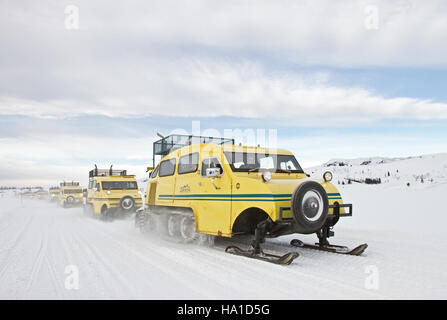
left=153, top=134, right=234, bottom=166
left=89, top=165, right=128, bottom=178
left=60, top=181, right=80, bottom=187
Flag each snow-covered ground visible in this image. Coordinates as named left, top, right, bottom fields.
left=1, top=153, right=447, bottom=299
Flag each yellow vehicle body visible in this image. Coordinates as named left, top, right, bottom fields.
left=86, top=174, right=143, bottom=216
left=59, top=184, right=83, bottom=207
left=49, top=188, right=60, bottom=201
left=145, top=143, right=348, bottom=238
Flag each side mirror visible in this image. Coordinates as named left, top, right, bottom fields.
left=148, top=170, right=153, bottom=178
left=206, top=168, right=220, bottom=178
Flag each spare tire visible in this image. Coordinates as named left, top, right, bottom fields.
left=120, top=196, right=135, bottom=211
left=291, top=181, right=329, bottom=234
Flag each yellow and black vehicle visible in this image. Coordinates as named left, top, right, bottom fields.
left=84, top=166, right=143, bottom=220
left=136, top=135, right=367, bottom=265
left=58, top=182, right=83, bottom=207
left=49, top=187, right=60, bottom=201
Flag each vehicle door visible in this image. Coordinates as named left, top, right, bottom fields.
left=156, top=157, right=177, bottom=204
left=198, top=155, right=232, bottom=235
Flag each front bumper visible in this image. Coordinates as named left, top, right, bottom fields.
left=278, top=202, right=352, bottom=221
left=64, top=198, right=83, bottom=205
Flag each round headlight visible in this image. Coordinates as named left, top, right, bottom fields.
left=262, top=171, right=272, bottom=182
left=323, top=171, right=333, bottom=182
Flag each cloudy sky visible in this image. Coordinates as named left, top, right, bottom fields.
left=1, top=0, right=447, bottom=186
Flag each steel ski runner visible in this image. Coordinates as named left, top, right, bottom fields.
left=290, top=239, right=368, bottom=256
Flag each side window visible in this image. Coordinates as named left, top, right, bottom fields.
left=201, top=157, right=224, bottom=177
left=95, top=181, right=100, bottom=192
left=159, top=158, right=176, bottom=177
left=280, top=160, right=298, bottom=171
left=178, top=153, right=199, bottom=174
left=151, top=165, right=159, bottom=178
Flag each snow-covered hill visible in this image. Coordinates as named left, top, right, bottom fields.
left=307, top=152, right=447, bottom=188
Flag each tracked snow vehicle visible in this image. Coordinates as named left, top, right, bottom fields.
left=136, top=134, right=366, bottom=265
left=49, top=187, right=60, bottom=202
left=84, top=166, right=143, bottom=220
left=58, top=182, right=83, bottom=207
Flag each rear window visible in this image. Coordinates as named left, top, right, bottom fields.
left=159, top=158, right=176, bottom=177
left=101, top=181, right=138, bottom=190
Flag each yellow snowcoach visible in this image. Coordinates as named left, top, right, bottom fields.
left=49, top=187, right=60, bottom=201
left=84, top=166, right=143, bottom=220
left=58, top=182, right=83, bottom=207
left=136, top=135, right=367, bottom=265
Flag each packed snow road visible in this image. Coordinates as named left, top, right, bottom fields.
left=0, top=189, right=446, bottom=299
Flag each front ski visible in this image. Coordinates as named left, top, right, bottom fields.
left=225, top=246, right=299, bottom=265
left=290, top=239, right=368, bottom=256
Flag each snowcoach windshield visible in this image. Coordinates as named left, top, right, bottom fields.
left=63, top=189, right=83, bottom=194
left=224, top=152, right=304, bottom=173
left=101, top=181, right=138, bottom=190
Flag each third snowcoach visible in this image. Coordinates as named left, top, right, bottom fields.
left=58, top=182, right=83, bottom=207
left=49, top=186, right=60, bottom=202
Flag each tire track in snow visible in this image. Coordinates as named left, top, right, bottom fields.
left=79, top=214, right=268, bottom=298
left=70, top=231, right=140, bottom=299
left=56, top=226, right=118, bottom=299
left=44, top=256, right=63, bottom=299
left=0, top=215, right=34, bottom=281
left=75, top=216, right=210, bottom=298
left=25, top=232, right=49, bottom=292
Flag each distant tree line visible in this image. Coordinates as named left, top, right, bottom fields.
left=338, top=178, right=381, bottom=185
left=0, top=186, right=44, bottom=190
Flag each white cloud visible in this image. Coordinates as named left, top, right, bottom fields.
left=1, top=1, right=447, bottom=122
left=1, top=60, right=447, bottom=123
left=3, top=0, right=447, bottom=66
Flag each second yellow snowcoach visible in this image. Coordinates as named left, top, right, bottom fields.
left=84, top=166, right=143, bottom=220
